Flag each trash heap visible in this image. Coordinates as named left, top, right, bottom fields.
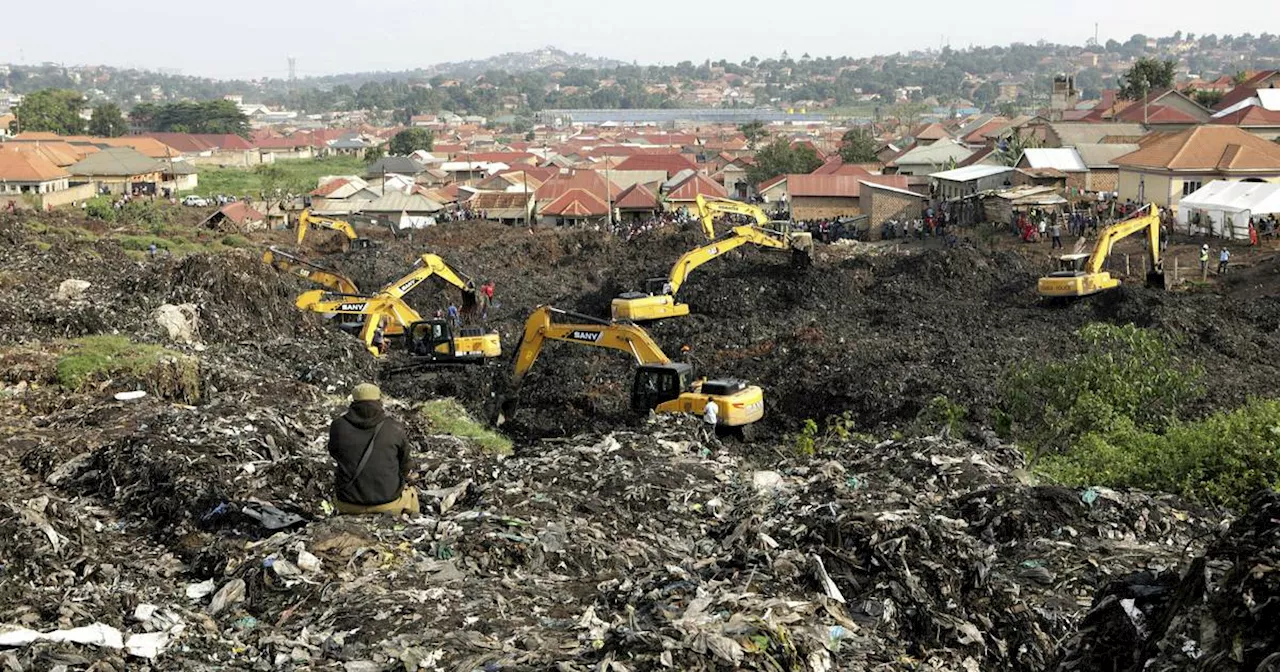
left=1052, top=490, right=1279, bottom=672
left=4, top=408, right=1219, bottom=670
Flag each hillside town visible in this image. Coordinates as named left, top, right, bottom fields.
left=3, top=25, right=1280, bottom=672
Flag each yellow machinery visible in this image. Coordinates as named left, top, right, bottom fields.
left=295, top=253, right=501, bottom=360
left=296, top=209, right=372, bottom=251
left=262, top=246, right=361, bottom=295
left=1038, top=204, right=1165, bottom=298
left=610, top=195, right=813, bottom=321
left=505, top=306, right=765, bottom=427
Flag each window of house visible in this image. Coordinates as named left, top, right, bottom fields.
left=1182, top=180, right=1203, bottom=196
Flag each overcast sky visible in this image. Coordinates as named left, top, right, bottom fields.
left=3, top=0, right=1278, bottom=79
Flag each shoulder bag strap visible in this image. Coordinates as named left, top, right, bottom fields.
left=339, top=420, right=386, bottom=492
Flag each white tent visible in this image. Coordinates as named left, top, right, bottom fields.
left=1177, top=180, right=1280, bottom=240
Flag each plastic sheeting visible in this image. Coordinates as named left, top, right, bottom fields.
left=1177, top=180, right=1280, bottom=240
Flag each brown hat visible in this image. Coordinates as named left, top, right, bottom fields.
left=352, top=383, right=381, bottom=402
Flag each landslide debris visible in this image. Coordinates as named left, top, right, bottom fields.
left=1, top=211, right=1277, bottom=670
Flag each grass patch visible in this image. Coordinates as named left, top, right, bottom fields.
left=116, top=233, right=220, bottom=257
left=24, top=221, right=49, bottom=234
left=193, top=156, right=366, bottom=198
left=419, top=398, right=512, bottom=454
left=56, top=335, right=200, bottom=402
left=220, top=234, right=252, bottom=248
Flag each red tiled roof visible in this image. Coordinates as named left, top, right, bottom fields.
left=535, top=170, right=618, bottom=202
left=310, top=178, right=351, bottom=197
left=961, top=117, right=1010, bottom=144
left=455, top=151, right=536, bottom=164
left=1113, top=125, right=1280, bottom=171
left=433, top=143, right=466, bottom=154
left=665, top=173, right=727, bottom=201
left=219, top=201, right=264, bottom=225
left=614, top=153, right=698, bottom=175
left=1209, top=105, right=1280, bottom=126
left=914, top=122, right=951, bottom=141
left=0, top=150, right=70, bottom=181
left=614, top=182, right=660, bottom=210
left=498, top=165, right=560, bottom=183
left=787, top=174, right=909, bottom=198
left=1114, top=104, right=1202, bottom=124
left=811, top=157, right=873, bottom=177
left=541, top=188, right=608, bottom=217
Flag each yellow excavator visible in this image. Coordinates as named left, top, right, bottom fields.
left=610, top=195, right=813, bottom=321
left=503, top=305, right=764, bottom=427
left=296, top=254, right=501, bottom=360
left=296, top=209, right=373, bottom=251
left=1038, top=204, right=1165, bottom=298
left=695, top=194, right=813, bottom=258
left=262, top=246, right=361, bottom=295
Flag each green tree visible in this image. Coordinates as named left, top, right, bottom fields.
left=363, top=145, right=386, bottom=163
left=747, top=139, right=822, bottom=185
left=1119, top=58, right=1176, bottom=100
left=13, top=88, right=86, bottom=135
left=388, top=128, right=434, bottom=155
left=995, top=128, right=1041, bottom=166
left=88, top=102, right=128, bottom=137
left=129, top=100, right=248, bottom=136
left=838, top=128, right=878, bottom=163
left=1190, top=89, right=1224, bottom=108
left=738, top=120, right=768, bottom=149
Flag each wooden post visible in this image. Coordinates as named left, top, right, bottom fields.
left=1125, top=254, right=1130, bottom=276
left=1174, top=257, right=1179, bottom=284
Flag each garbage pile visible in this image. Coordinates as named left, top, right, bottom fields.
left=1052, top=490, right=1279, bottom=672
left=3, top=406, right=1220, bottom=670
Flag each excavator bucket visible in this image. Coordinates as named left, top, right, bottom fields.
left=1146, top=269, right=1169, bottom=291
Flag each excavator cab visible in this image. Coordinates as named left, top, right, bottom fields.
left=404, top=319, right=502, bottom=364
left=1050, top=253, right=1091, bottom=276
left=631, top=363, right=694, bottom=412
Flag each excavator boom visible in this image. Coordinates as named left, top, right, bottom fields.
left=262, top=246, right=361, bottom=295
left=507, top=306, right=764, bottom=427
left=297, top=209, right=365, bottom=250
left=1038, top=204, right=1164, bottom=298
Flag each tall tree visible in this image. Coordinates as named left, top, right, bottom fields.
left=88, top=102, right=128, bottom=137
left=747, top=139, right=822, bottom=184
left=1119, top=58, right=1176, bottom=100
left=13, top=89, right=86, bottom=135
left=388, top=128, right=434, bottom=155
left=996, top=128, right=1041, bottom=166
left=838, top=128, right=878, bottom=163
left=738, top=120, right=768, bottom=149
left=129, top=100, right=249, bottom=136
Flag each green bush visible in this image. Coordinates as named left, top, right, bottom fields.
left=1001, top=323, right=1202, bottom=455
left=85, top=197, right=116, bottom=222
left=220, top=234, right=251, bottom=248
left=1040, top=399, right=1280, bottom=508
left=915, top=395, right=969, bottom=436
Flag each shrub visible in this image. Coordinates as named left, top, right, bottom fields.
left=915, top=395, right=969, bottom=437
left=1001, top=323, right=1201, bottom=456
left=1040, top=399, right=1280, bottom=508
left=220, top=234, right=251, bottom=248
left=85, top=197, right=116, bottom=222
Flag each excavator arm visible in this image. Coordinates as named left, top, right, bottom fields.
left=295, top=291, right=424, bottom=355
left=297, top=209, right=360, bottom=248
left=1086, top=204, right=1161, bottom=274
left=380, top=254, right=475, bottom=301
left=695, top=194, right=769, bottom=238
left=512, top=306, right=670, bottom=386
left=1038, top=203, right=1164, bottom=298
left=262, top=247, right=361, bottom=295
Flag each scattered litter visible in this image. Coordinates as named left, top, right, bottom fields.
left=114, top=390, right=147, bottom=401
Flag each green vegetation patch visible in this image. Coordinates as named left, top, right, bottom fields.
left=419, top=398, right=512, bottom=455
left=1001, top=323, right=1280, bottom=508
left=193, top=156, right=365, bottom=198
left=56, top=335, right=200, bottom=402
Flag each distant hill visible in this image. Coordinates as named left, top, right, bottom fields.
left=421, top=46, right=627, bottom=78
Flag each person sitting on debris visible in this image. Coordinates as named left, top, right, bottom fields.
left=328, top=383, right=419, bottom=516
